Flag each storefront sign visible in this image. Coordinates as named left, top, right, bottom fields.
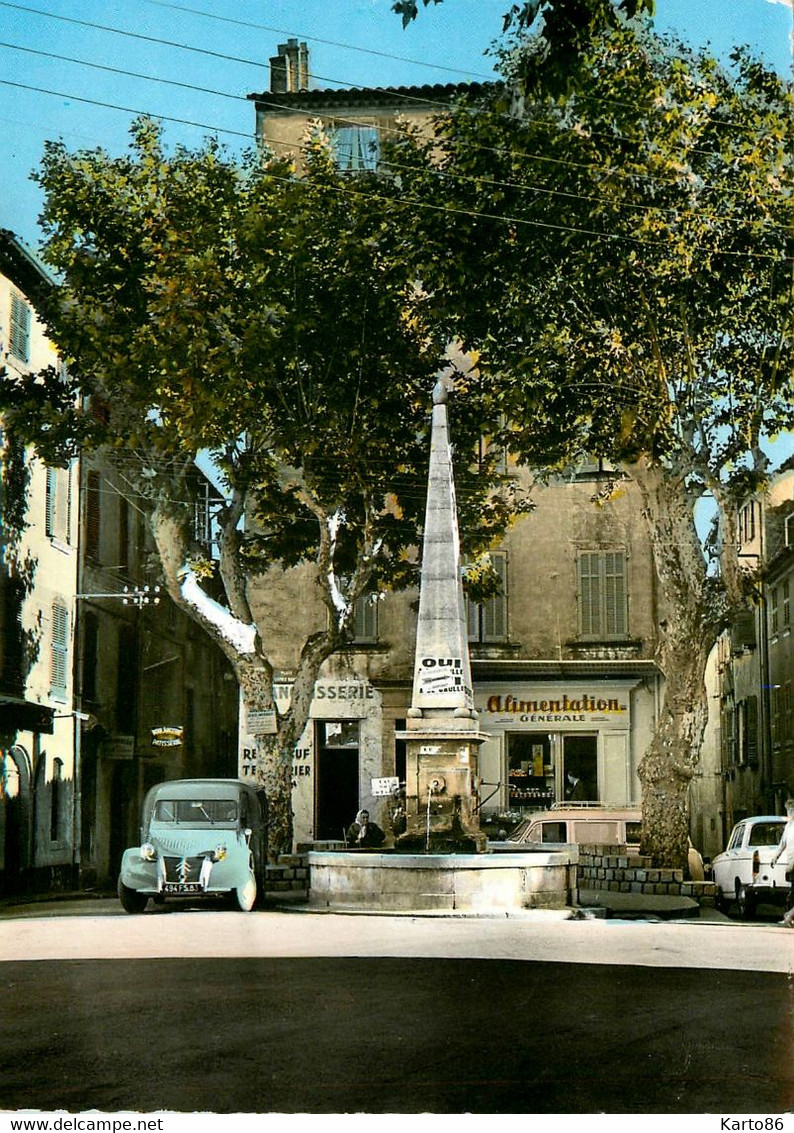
left=314, top=682, right=375, bottom=702
left=151, top=725, right=183, bottom=747
left=481, top=688, right=629, bottom=728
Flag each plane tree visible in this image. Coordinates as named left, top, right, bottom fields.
left=386, top=22, right=794, bottom=866
left=0, top=120, right=522, bottom=853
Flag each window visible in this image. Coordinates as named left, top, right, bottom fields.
left=50, top=758, right=63, bottom=843
left=770, top=587, right=779, bottom=636
left=118, top=494, right=130, bottom=573
left=9, top=291, right=31, bottom=363
left=353, top=593, right=379, bottom=643
left=82, top=610, right=99, bottom=702
left=737, top=696, right=759, bottom=765
left=467, top=552, right=508, bottom=643
left=577, top=550, right=627, bottom=639
left=45, top=465, right=72, bottom=544
left=116, top=622, right=137, bottom=725
left=193, top=481, right=212, bottom=549
left=50, top=602, right=69, bottom=699
left=782, top=580, right=790, bottom=630
left=85, top=471, right=101, bottom=562
left=332, top=125, right=379, bottom=172
left=739, top=501, right=756, bottom=543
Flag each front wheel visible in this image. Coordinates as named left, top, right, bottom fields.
left=117, top=877, right=149, bottom=914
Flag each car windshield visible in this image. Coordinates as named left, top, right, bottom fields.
left=747, top=821, right=784, bottom=848
left=153, top=799, right=238, bottom=824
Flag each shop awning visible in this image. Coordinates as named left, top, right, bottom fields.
left=0, top=696, right=55, bottom=734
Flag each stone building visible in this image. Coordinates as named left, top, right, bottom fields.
left=0, top=228, right=239, bottom=893
left=0, top=228, right=81, bottom=892
left=248, top=48, right=665, bottom=848
left=76, top=452, right=240, bottom=887
left=696, top=465, right=794, bottom=856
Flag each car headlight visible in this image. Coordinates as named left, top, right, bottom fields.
left=212, top=845, right=227, bottom=862
left=140, top=843, right=156, bottom=861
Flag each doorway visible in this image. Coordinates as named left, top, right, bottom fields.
left=563, top=734, right=598, bottom=802
left=315, top=721, right=360, bottom=842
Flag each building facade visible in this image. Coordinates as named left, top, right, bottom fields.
left=0, top=229, right=81, bottom=892
left=243, top=49, right=668, bottom=850
left=0, top=228, right=240, bottom=893
left=696, top=465, right=794, bottom=857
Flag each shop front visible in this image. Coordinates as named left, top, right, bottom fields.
left=475, top=679, right=655, bottom=822
left=239, top=676, right=385, bottom=848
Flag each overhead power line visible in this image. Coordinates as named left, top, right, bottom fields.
left=0, top=42, right=786, bottom=233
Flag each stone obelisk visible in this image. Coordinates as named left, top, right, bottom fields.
left=397, top=378, right=487, bottom=852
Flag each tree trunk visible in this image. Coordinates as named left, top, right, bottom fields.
left=630, top=458, right=717, bottom=870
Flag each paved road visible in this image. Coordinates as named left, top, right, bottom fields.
left=1, top=903, right=792, bottom=1114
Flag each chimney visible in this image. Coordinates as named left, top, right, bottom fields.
left=269, top=39, right=310, bottom=94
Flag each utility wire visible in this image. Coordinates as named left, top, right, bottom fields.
left=142, top=0, right=498, bottom=82
left=2, top=40, right=783, bottom=233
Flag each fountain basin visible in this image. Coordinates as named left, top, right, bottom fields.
left=308, top=849, right=576, bottom=912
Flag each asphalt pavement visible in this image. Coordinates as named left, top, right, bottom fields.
left=1, top=896, right=792, bottom=1114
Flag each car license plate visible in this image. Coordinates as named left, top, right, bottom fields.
left=163, top=882, right=203, bottom=895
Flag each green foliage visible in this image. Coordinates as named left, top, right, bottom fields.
left=1, top=117, right=521, bottom=632
left=391, top=23, right=793, bottom=502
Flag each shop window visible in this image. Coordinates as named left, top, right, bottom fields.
left=507, top=733, right=554, bottom=811
left=577, top=550, right=627, bottom=639
left=332, top=125, right=379, bottom=172
left=468, top=552, right=508, bottom=643
left=9, top=291, right=31, bottom=364
left=50, top=602, right=69, bottom=700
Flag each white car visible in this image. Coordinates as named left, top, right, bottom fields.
left=712, top=815, right=788, bottom=919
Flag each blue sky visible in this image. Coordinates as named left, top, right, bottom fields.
left=1, top=0, right=791, bottom=251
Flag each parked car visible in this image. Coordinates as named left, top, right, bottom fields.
left=494, top=804, right=706, bottom=879
left=711, top=815, right=788, bottom=919
left=501, top=805, right=643, bottom=851
left=118, top=778, right=267, bottom=913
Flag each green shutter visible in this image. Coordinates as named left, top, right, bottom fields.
left=9, top=292, right=31, bottom=363
left=50, top=603, right=69, bottom=697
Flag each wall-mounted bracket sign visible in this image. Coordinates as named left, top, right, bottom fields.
left=151, top=725, right=183, bottom=747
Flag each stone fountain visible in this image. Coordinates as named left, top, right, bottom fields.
left=308, top=381, right=575, bottom=912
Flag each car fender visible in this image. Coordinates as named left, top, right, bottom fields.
left=119, top=847, right=158, bottom=892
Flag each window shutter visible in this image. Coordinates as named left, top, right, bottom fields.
left=578, top=552, right=600, bottom=636
left=354, top=594, right=378, bottom=642
left=482, top=552, right=508, bottom=642
left=604, top=551, right=627, bottom=636
left=50, top=603, right=69, bottom=697
left=45, top=467, right=57, bottom=538
left=86, top=471, right=101, bottom=561
left=746, top=696, right=759, bottom=763
left=9, top=292, right=31, bottom=363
